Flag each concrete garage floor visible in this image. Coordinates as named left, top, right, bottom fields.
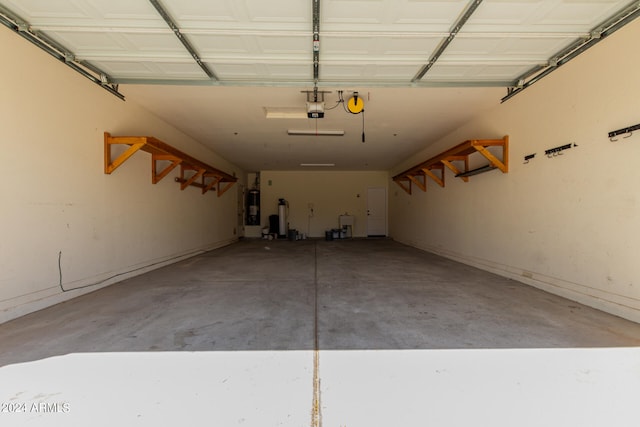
left=1, top=239, right=639, bottom=363
left=2, top=239, right=640, bottom=426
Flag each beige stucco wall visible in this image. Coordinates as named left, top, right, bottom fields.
left=0, top=25, right=243, bottom=323
left=260, top=171, right=388, bottom=238
left=389, top=19, right=640, bottom=322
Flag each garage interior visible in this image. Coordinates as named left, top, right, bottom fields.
left=2, top=1, right=640, bottom=426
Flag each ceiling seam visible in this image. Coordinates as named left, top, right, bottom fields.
left=108, top=78, right=510, bottom=88
left=411, top=0, right=484, bottom=82
left=147, top=0, right=217, bottom=81
left=25, top=26, right=591, bottom=40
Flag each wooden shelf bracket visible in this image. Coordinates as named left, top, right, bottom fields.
left=423, top=163, right=445, bottom=188
left=393, top=135, right=509, bottom=192
left=152, top=154, right=182, bottom=184
left=395, top=177, right=412, bottom=195
left=104, top=132, right=237, bottom=197
left=408, top=174, right=426, bottom=192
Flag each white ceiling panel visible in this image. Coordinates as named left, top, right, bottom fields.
left=210, top=63, right=313, bottom=81
left=160, top=0, right=239, bottom=23
left=41, top=31, right=131, bottom=52
left=2, top=0, right=163, bottom=26
left=87, top=0, right=164, bottom=21
left=152, top=62, right=211, bottom=78
left=189, top=34, right=254, bottom=55
left=471, top=64, right=539, bottom=80
left=263, top=64, right=313, bottom=80
left=4, top=0, right=635, bottom=86
left=533, top=0, right=627, bottom=27
left=465, top=0, right=631, bottom=31
left=42, top=31, right=184, bottom=55
left=256, top=35, right=310, bottom=55
left=90, top=60, right=206, bottom=79
left=321, top=36, right=384, bottom=56
left=323, top=0, right=470, bottom=31
left=424, top=62, right=535, bottom=81
left=321, top=63, right=420, bottom=81
left=376, top=36, right=444, bottom=56
left=203, top=63, right=265, bottom=80
left=87, top=60, right=159, bottom=77
left=190, top=34, right=310, bottom=58
left=444, top=36, right=577, bottom=61
left=317, top=64, right=373, bottom=80
left=240, top=0, right=309, bottom=23
left=2, top=0, right=638, bottom=170
left=4, top=0, right=91, bottom=20
left=162, top=0, right=310, bottom=25
left=322, top=35, right=441, bottom=58
left=119, top=32, right=186, bottom=52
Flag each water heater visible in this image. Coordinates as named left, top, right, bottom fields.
left=278, top=198, right=288, bottom=237
left=246, top=189, right=260, bottom=225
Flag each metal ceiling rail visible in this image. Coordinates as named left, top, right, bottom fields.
left=412, top=0, right=484, bottom=82
left=502, top=0, right=640, bottom=103
left=0, top=4, right=125, bottom=100
left=148, top=0, right=217, bottom=80
left=312, top=0, right=320, bottom=84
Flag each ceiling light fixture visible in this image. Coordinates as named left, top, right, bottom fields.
left=288, top=130, right=344, bottom=136
left=264, top=108, right=307, bottom=119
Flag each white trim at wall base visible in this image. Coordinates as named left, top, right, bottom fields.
left=0, top=238, right=238, bottom=325
left=394, top=238, right=640, bottom=325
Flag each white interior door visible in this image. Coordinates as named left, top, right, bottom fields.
left=367, top=187, right=387, bottom=237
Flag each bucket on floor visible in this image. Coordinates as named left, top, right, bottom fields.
left=288, top=229, right=297, bottom=241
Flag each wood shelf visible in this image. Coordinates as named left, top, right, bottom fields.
left=393, top=136, right=509, bottom=195
left=104, top=132, right=237, bottom=196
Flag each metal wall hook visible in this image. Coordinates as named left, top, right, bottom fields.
left=609, top=123, right=640, bottom=141
left=545, top=143, right=575, bottom=158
